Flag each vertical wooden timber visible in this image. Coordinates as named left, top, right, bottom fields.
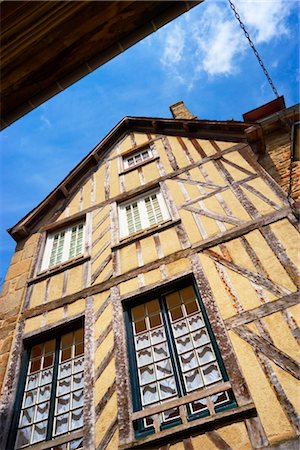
left=83, top=296, right=95, bottom=448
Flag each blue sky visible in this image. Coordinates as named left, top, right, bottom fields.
left=0, top=0, right=299, bottom=284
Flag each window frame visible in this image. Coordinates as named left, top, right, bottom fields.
left=40, top=221, right=86, bottom=272
left=123, top=147, right=154, bottom=170
left=124, top=278, right=236, bottom=439
left=118, top=188, right=170, bottom=239
left=8, top=318, right=84, bottom=450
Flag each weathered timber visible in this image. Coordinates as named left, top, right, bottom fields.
left=221, top=155, right=255, bottom=177
left=184, top=205, right=243, bottom=226
left=94, top=295, right=111, bottom=323
left=174, top=176, right=224, bottom=190
left=183, top=437, right=195, bottom=450
left=104, top=160, right=111, bottom=200
left=233, top=325, right=300, bottom=380
left=93, top=212, right=110, bottom=233
left=91, top=241, right=111, bottom=265
left=245, top=417, right=269, bottom=449
left=94, top=345, right=115, bottom=382
left=243, top=183, right=281, bottom=210
left=206, top=431, right=233, bottom=449
left=91, top=254, right=112, bottom=285
left=95, top=321, right=113, bottom=350
left=162, top=135, right=179, bottom=170
left=177, top=137, right=195, bottom=164
left=22, top=208, right=292, bottom=319
left=95, top=379, right=116, bottom=419
left=92, top=224, right=110, bottom=248
left=204, top=249, right=291, bottom=297
left=83, top=296, right=95, bottom=449
left=96, top=416, right=118, bottom=450
left=225, top=291, right=300, bottom=329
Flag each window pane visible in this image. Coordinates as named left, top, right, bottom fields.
left=55, top=413, right=69, bottom=435
left=32, top=420, right=47, bottom=443
left=71, top=408, right=83, bottom=430
left=16, top=426, right=32, bottom=448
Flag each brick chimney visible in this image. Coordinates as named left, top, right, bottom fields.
left=170, top=101, right=197, bottom=120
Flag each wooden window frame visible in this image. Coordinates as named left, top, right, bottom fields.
left=124, top=278, right=237, bottom=440
left=8, top=319, right=84, bottom=450
left=122, top=147, right=154, bottom=171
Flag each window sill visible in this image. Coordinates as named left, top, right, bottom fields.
left=119, top=156, right=159, bottom=175
left=18, top=430, right=83, bottom=450
left=121, top=402, right=256, bottom=449
left=112, top=218, right=181, bottom=250
left=28, top=255, right=90, bottom=285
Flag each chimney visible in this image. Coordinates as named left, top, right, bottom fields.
left=170, top=101, right=197, bottom=120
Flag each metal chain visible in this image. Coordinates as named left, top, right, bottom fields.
left=227, top=0, right=280, bottom=98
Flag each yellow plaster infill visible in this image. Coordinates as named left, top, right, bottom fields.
left=105, top=428, right=119, bottom=450
left=220, top=189, right=251, bottom=222
left=169, top=442, right=184, bottom=450
left=91, top=245, right=111, bottom=273
left=155, top=139, right=173, bottom=173
left=182, top=182, right=203, bottom=201
left=270, top=219, right=300, bottom=270
left=119, top=277, right=139, bottom=296
left=220, top=267, right=262, bottom=311
left=270, top=362, right=300, bottom=416
left=191, top=433, right=218, bottom=450
left=140, top=236, right=158, bottom=265
left=95, top=331, right=114, bottom=369
left=68, top=299, right=85, bottom=317
left=168, top=136, right=191, bottom=168
left=48, top=273, right=64, bottom=302
left=82, top=177, right=92, bottom=211
left=109, top=158, right=120, bottom=199
left=222, top=159, right=248, bottom=182
left=124, top=169, right=141, bottom=192
left=68, top=190, right=81, bottom=217
left=181, top=137, right=202, bottom=163
left=24, top=315, right=43, bottom=334
left=120, top=244, right=138, bottom=274
left=65, top=265, right=83, bottom=296
left=228, top=330, right=294, bottom=441
left=179, top=209, right=203, bottom=244
left=95, top=392, right=118, bottom=446
left=240, top=186, right=274, bottom=215
left=198, top=253, right=236, bottom=319
left=93, top=204, right=109, bottom=223
left=94, top=260, right=112, bottom=284
left=197, top=139, right=217, bottom=156
left=215, top=140, right=236, bottom=151
left=119, top=134, right=133, bottom=154
left=94, top=303, right=113, bottom=336
left=94, top=164, right=106, bottom=204
left=166, top=180, right=185, bottom=206
left=159, top=228, right=181, bottom=256
left=30, top=280, right=46, bottom=308
left=94, top=291, right=110, bottom=312
left=217, top=421, right=252, bottom=450
left=93, top=213, right=110, bottom=238
left=203, top=215, right=230, bottom=237
left=248, top=178, right=284, bottom=206
left=204, top=160, right=227, bottom=185
left=224, top=151, right=256, bottom=173
left=131, top=132, right=147, bottom=145
left=245, top=228, right=297, bottom=292
left=263, top=312, right=300, bottom=361
left=166, top=258, right=190, bottom=277
left=143, top=268, right=162, bottom=287
left=46, top=307, right=64, bottom=325
left=94, top=358, right=116, bottom=405
left=215, top=239, right=256, bottom=272
left=142, top=161, right=160, bottom=184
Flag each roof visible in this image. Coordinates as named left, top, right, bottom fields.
left=8, top=116, right=251, bottom=241
left=0, top=1, right=201, bottom=130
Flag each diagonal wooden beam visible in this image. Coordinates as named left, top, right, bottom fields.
left=174, top=176, right=224, bottom=190
left=184, top=205, right=243, bottom=226
left=204, top=249, right=291, bottom=297
left=233, top=325, right=300, bottom=380
left=243, top=183, right=281, bottom=210
left=221, top=156, right=255, bottom=177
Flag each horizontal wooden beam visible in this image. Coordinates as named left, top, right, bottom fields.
left=225, top=291, right=300, bottom=329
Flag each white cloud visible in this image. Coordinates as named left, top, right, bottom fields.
left=40, top=113, right=52, bottom=128
left=157, top=0, right=294, bottom=84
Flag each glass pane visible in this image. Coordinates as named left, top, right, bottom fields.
left=137, top=348, right=153, bottom=367
left=139, top=365, right=155, bottom=385
left=156, top=359, right=172, bottom=380
left=61, top=333, right=73, bottom=349
left=192, top=329, right=209, bottom=347
left=35, top=402, right=49, bottom=421
left=43, top=354, right=54, bottom=368
left=170, top=307, right=183, bottom=321
left=134, top=319, right=147, bottom=334
left=153, top=342, right=169, bottom=362
left=55, top=413, right=69, bottom=435
left=149, top=314, right=161, bottom=328
left=44, top=339, right=55, bottom=354
left=69, top=438, right=84, bottom=450
left=212, top=391, right=229, bottom=406
left=71, top=408, right=83, bottom=430
left=73, top=372, right=84, bottom=390
left=16, top=426, right=32, bottom=448
left=131, top=304, right=145, bottom=321
left=180, top=351, right=198, bottom=372
left=141, top=383, right=159, bottom=405
left=56, top=394, right=70, bottom=414
left=61, top=347, right=72, bottom=362
left=202, top=363, right=222, bottom=384
left=20, top=407, right=35, bottom=426
left=72, top=389, right=84, bottom=409
left=30, top=358, right=41, bottom=373
left=57, top=377, right=71, bottom=396
left=23, top=389, right=37, bottom=407
left=74, top=329, right=84, bottom=343
left=185, top=369, right=203, bottom=392
left=147, top=300, right=160, bottom=315
left=188, top=314, right=204, bottom=331
left=59, top=361, right=72, bottom=379
left=31, top=345, right=43, bottom=358
left=163, top=407, right=180, bottom=421
left=166, top=291, right=181, bottom=309
left=40, top=368, right=53, bottom=385
left=32, top=420, right=47, bottom=443
left=191, top=397, right=208, bottom=412
left=150, top=328, right=165, bottom=345
left=75, top=342, right=84, bottom=357
left=38, top=384, right=51, bottom=403
left=73, top=356, right=84, bottom=373
left=172, top=319, right=188, bottom=337
left=197, top=345, right=215, bottom=365
left=159, top=377, right=176, bottom=399
left=26, top=373, right=39, bottom=390
left=185, top=300, right=199, bottom=315
left=180, top=286, right=195, bottom=302
left=176, top=335, right=193, bottom=354
left=135, top=332, right=150, bottom=350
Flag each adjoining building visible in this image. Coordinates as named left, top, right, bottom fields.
left=0, top=100, right=299, bottom=450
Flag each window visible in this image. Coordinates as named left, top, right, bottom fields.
left=119, top=189, right=170, bottom=238
left=10, top=327, right=84, bottom=449
left=125, top=283, right=236, bottom=438
left=41, top=222, right=85, bottom=270
left=123, top=147, right=153, bottom=169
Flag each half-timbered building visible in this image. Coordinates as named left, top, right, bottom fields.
left=0, top=101, right=299, bottom=450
